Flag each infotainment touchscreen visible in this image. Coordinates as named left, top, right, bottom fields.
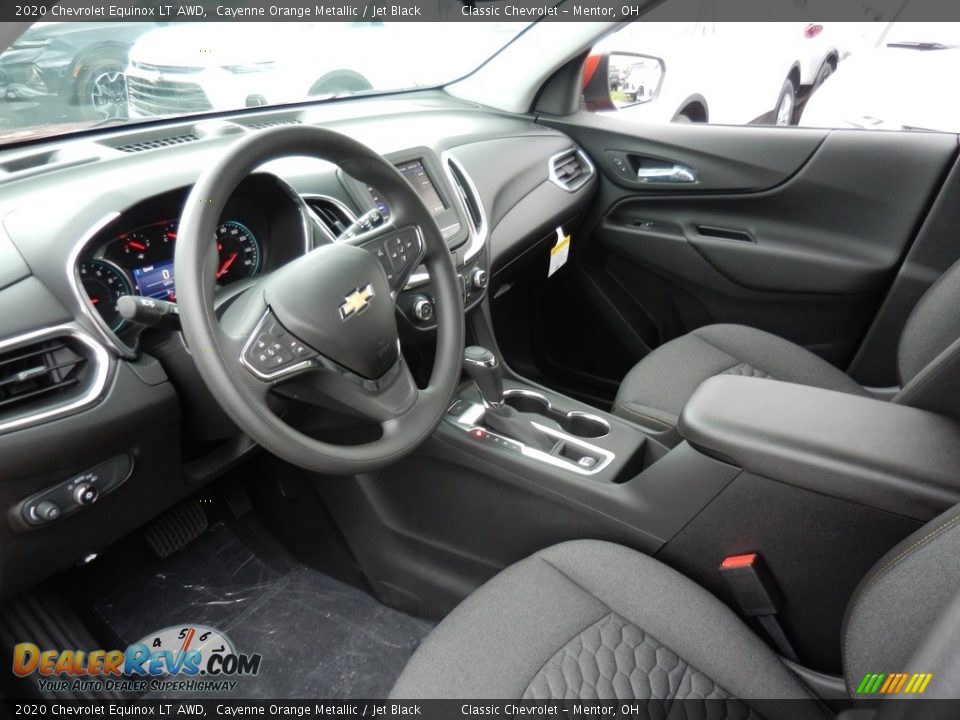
left=369, top=159, right=446, bottom=219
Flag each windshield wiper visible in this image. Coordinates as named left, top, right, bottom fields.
left=886, top=41, right=954, bottom=50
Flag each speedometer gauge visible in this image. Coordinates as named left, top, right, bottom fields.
left=79, top=260, right=133, bottom=331
left=215, top=221, right=261, bottom=285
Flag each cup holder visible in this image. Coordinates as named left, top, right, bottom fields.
left=502, top=391, right=550, bottom=415
left=502, top=391, right=611, bottom=439
left=560, top=412, right=611, bottom=439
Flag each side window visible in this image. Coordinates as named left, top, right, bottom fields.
left=587, top=13, right=955, bottom=132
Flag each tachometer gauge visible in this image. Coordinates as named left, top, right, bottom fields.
left=215, top=221, right=261, bottom=285
left=78, top=259, right=133, bottom=331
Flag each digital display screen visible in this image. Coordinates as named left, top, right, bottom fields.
left=369, top=159, right=447, bottom=219
left=133, top=260, right=176, bottom=301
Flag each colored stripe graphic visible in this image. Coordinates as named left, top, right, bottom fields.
left=893, top=674, right=909, bottom=693
left=856, top=673, right=885, bottom=694
left=880, top=674, right=897, bottom=693
left=858, top=672, right=932, bottom=694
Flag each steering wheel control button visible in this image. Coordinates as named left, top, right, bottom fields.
left=20, top=455, right=133, bottom=527
left=364, top=227, right=423, bottom=290
left=243, top=313, right=319, bottom=378
left=372, top=246, right=396, bottom=284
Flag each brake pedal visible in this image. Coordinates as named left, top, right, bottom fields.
left=143, top=501, right=208, bottom=558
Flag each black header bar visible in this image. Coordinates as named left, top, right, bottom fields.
left=7, top=0, right=960, bottom=23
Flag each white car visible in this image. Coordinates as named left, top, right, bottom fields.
left=598, top=20, right=841, bottom=126
left=125, top=22, right=518, bottom=118
left=800, top=22, right=960, bottom=132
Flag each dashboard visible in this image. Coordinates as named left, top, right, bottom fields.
left=0, top=90, right=597, bottom=597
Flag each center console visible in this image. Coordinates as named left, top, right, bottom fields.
left=318, top=351, right=960, bottom=675
left=449, top=345, right=654, bottom=478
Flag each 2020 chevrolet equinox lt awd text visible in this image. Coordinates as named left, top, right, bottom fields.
left=1, top=2, right=960, bottom=716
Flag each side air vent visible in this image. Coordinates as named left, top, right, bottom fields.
left=303, top=196, right=356, bottom=240
left=446, top=158, right=484, bottom=235
left=549, top=148, right=595, bottom=192
left=115, top=132, right=200, bottom=153
left=0, top=335, right=92, bottom=425
left=0, top=328, right=109, bottom=433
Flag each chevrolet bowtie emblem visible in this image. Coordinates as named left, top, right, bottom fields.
left=339, top=283, right=375, bottom=320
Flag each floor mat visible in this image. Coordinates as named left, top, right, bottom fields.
left=92, top=522, right=433, bottom=699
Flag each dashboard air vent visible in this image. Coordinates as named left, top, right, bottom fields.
left=304, top=196, right=355, bottom=239
left=0, top=337, right=88, bottom=418
left=247, top=119, right=303, bottom=130
left=549, top=148, right=594, bottom=192
left=115, top=133, right=200, bottom=153
left=446, top=158, right=483, bottom=235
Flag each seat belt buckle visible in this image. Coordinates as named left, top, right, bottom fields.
left=720, top=552, right=798, bottom=661
left=719, top=552, right=781, bottom=616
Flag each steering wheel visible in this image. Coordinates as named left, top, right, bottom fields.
left=174, top=126, right=465, bottom=474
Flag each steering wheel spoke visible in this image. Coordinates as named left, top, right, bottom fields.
left=278, top=353, right=419, bottom=426
left=239, top=309, right=321, bottom=382
left=347, top=224, right=426, bottom=295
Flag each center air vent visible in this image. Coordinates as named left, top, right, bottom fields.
left=549, top=148, right=595, bottom=192
left=446, top=157, right=484, bottom=235
left=0, top=329, right=108, bottom=433
left=114, top=132, right=199, bottom=153
left=304, top=196, right=356, bottom=240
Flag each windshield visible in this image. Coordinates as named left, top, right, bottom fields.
left=0, top=20, right=528, bottom=146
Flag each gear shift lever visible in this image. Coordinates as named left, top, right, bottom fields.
left=462, top=346, right=503, bottom=407
left=462, top=346, right=556, bottom=452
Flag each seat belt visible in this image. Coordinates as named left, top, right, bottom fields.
left=720, top=552, right=799, bottom=662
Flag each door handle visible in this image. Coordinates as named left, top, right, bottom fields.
left=635, top=164, right=698, bottom=184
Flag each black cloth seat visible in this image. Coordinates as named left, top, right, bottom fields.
left=613, top=259, right=960, bottom=446
left=391, top=503, right=960, bottom=709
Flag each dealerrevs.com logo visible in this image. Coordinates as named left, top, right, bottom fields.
left=12, top=624, right=262, bottom=694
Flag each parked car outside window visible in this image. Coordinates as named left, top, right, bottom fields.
left=799, top=22, right=960, bottom=131
left=592, top=20, right=842, bottom=126
left=0, top=22, right=161, bottom=126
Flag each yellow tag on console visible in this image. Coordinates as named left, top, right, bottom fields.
left=548, top=227, right=571, bottom=278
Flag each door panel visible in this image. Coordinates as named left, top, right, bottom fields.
left=597, top=131, right=954, bottom=294
left=538, top=116, right=958, bottom=380
left=567, top=111, right=830, bottom=192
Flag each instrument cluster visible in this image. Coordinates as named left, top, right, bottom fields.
left=78, top=217, right=262, bottom=332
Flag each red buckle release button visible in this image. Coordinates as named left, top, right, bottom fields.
left=721, top=553, right=758, bottom=569
left=719, top=552, right=780, bottom=616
